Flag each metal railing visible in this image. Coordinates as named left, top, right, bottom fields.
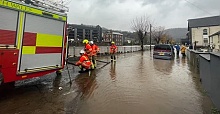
left=68, top=45, right=153, bottom=57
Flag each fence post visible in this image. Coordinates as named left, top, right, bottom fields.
left=107, top=46, right=109, bottom=55
left=73, top=46, right=75, bottom=57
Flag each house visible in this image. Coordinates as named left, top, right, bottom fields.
left=103, top=31, right=123, bottom=46
left=188, top=16, right=220, bottom=51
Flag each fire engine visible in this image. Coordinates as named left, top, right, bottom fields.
left=0, top=0, right=68, bottom=85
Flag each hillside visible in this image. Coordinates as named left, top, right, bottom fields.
left=165, top=28, right=188, bottom=42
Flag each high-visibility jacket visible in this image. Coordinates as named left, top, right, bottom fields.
left=181, top=45, right=186, bottom=54
left=110, top=44, right=117, bottom=54
left=75, top=54, right=91, bottom=69
left=91, top=44, right=100, bottom=56
left=84, top=43, right=92, bottom=55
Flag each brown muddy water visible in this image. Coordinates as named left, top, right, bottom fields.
left=0, top=51, right=214, bottom=114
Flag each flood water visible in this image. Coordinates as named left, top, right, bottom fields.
left=75, top=52, right=214, bottom=114
left=0, top=51, right=214, bottom=114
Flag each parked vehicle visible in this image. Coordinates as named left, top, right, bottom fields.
left=0, top=0, right=68, bottom=86
left=153, top=44, right=174, bottom=60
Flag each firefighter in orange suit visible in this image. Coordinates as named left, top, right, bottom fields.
left=110, top=41, right=117, bottom=61
left=83, top=39, right=92, bottom=55
left=83, top=39, right=94, bottom=69
left=89, top=41, right=100, bottom=68
left=75, top=50, right=92, bottom=73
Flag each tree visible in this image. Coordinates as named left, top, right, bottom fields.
left=165, top=34, right=174, bottom=44
left=131, top=16, right=151, bottom=51
left=160, top=34, right=174, bottom=44
left=152, top=26, right=166, bottom=44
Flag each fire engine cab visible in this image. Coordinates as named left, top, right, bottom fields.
left=0, top=0, right=68, bottom=85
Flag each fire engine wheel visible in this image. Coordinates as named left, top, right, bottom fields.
left=0, top=72, right=3, bottom=86
left=56, top=70, right=62, bottom=76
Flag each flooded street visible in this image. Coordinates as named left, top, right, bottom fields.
left=0, top=51, right=214, bottom=114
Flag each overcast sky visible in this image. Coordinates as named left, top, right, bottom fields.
left=66, top=0, right=220, bottom=31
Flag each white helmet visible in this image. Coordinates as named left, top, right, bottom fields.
left=80, top=49, right=85, bottom=54
left=89, top=41, right=94, bottom=45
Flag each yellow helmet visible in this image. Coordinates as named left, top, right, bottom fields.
left=83, top=39, right=89, bottom=44
left=111, top=41, right=115, bottom=44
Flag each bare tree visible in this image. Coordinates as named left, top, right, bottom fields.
left=165, top=34, right=174, bottom=44
left=131, top=16, right=151, bottom=51
left=152, top=26, right=166, bottom=44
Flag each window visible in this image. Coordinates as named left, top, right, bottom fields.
left=203, top=29, right=208, bottom=35
left=154, top=45, right=171, bottom=50
left=204, top=39, right=208, bottom=43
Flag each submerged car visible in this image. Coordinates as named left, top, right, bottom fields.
left=153, top=44, right=174, bottom=60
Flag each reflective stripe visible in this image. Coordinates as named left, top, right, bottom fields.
left=82, top=55, right=89, bottom=61
left=0, top=29, right=16, bottom=45
left=0, top=0, right=67, bottom=21
left=36, top=33, right=63, bottom=47
left=17, top=12, right=24, bottom=49
left=36, top=47, right=62, bottom=54
left=23, top=32, right=37, bottom=46
left=22, top=46, right=36, bottom=54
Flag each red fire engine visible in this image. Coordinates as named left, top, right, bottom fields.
left=0, top=0, right=68, bottom=85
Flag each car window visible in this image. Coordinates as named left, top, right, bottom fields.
left=154, top=45, right=171, bottom=50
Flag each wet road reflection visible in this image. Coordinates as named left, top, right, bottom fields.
left=0, top=51, right=214, bottom=114
left=76, top=52, right=214, bottom=114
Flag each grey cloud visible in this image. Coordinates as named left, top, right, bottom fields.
left=140, top=0, right=163, bottom=6
left=67, top=0, right=220, bottom=31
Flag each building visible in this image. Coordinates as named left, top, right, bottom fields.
left=67, top=24, right=102, bottom=43
left=103, top=31, right=123, bottom=46
left=188, top=16, right=220, bottom=50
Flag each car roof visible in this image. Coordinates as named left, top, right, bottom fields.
left=154, top=44, right=172, bottom=50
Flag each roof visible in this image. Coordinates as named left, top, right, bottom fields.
left=188, top=16, right=220, bottom=28
left=210, top=31, right=220, bottom=37
left=112, top=32, right=123, bottom=35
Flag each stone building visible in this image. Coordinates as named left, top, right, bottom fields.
left=188, top=16, right=220, bottom=50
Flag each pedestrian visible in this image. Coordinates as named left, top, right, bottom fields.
left=74, top=50, right=92, bottom=73
left=89, top=41, right=100, bottom=68
left=175, top=44, right=180, bottom=56
left=181, top=44, right=186, bottom=57
left=110, top=41, right=117, bottom=62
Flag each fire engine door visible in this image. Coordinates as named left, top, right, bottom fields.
left=18, top=13, right=65, bottom=72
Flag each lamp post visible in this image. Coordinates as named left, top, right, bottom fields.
left=150, top=24, right=152, bottom=51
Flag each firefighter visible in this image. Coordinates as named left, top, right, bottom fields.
left=82, top=39, right=92, bottom=55
left=74, top=50, right=92, bottom=73
left=110, top=41, right=117, bottom=62
left=82, top=39, right=94, bottom=69
left=89, top=41, right=100, bottom=68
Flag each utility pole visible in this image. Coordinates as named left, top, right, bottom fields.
left=150, top=24, right=152, bottom=51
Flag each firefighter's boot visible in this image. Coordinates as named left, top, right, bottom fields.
left=91, top=62, right=95, bottom=70
left=79, top=65, right=84, bottom=71
left=92, top=59, right=97, bottom=68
